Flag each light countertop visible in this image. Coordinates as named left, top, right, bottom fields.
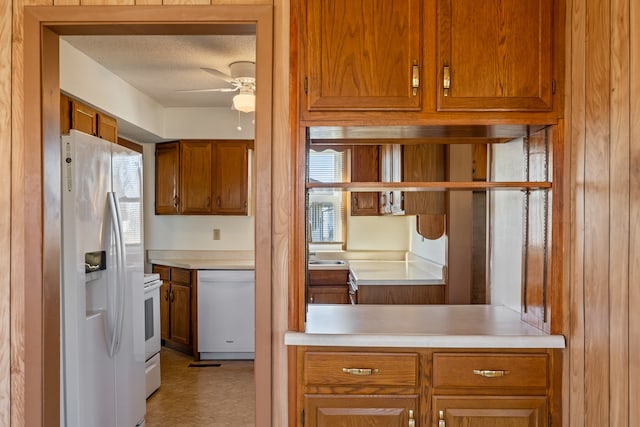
left=148, top=250, right=254, bottom=270
left=348, top=260, right=445, bottom=286
left=284, top=304, right=565, bottom=348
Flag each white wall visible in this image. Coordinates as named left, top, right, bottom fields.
left=410, top=225, right=447, bottom=265
left=345, top=215, right=411, bottom=251
left=489, top=138, right=524, bottom=311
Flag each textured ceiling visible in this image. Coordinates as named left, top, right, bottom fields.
left=62, top=35, right=257, bottom=109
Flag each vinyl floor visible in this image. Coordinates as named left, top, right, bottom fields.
left=145, top=347, right=255, bottom=427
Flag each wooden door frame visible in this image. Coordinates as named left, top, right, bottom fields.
left=23, top=6, right=273, bottom=425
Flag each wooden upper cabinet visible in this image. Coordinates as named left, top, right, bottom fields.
left=212, top=141, right=249, bottom=215
left=305, top=0, right=422, bottom=111
left=350, top=145, right=380, bottom=216
left=180, top=141, right=213, bottom=214
left=97, top=113, right=118, bottom=143
left=70, top=99, right=98, bottom=136
left=61, top=94, right=119, bottom=141
left=155, top=142, right=180, bottom=215
left=155, top=140, right=250, bottom=216
left=436, top=0, right=554, bottom=111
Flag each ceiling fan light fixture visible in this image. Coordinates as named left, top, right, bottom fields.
left=232, top=92, right=255, bottom=113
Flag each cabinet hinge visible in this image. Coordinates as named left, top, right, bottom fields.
left=301, top=409, right=305, bottom=426
left=552, top=79, right=556, bottom=94
left=304, top=76, right=308, bottom=94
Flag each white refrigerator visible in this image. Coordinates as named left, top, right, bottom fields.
left=61, top=130, right=146, bottom=426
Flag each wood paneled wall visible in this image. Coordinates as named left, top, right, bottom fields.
left=566, top=0, right=639, bottom=426
left=2, top=1, right=290, bottom=427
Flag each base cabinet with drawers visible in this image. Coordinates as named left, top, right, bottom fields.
left=296, top=348, right=560, bottom=427
left=307, top=270, right=350, bottom=304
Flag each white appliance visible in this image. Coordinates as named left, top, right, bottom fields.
left=197, top=270, right=255, bottom=360
left=61, top=130, right=146, bottom=427
left=143, top=273, right=162, bottom=398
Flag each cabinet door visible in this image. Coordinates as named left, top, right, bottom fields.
left=70, top=99, right=97, bottom=136
left=159, top=281, right=171, bottom=341
left=212, top=142, right=248, bottom=215
left=155, top=142, right=180, bottom=214
left=305, top=395, right=418, bottom=427
left=180, top=141, right=213, bottom=214
left=350, top=145, right=380, bottom=216
left=97, top=113, right=117, bottom=143
left=305, top=0, right=422, bottom=111
left=433, top=396, right=548, bottom=427
left=437, top=0, right=553, bottom=111
left=169, top=283, right=191, bottom=346
left=308, top=285, right=349, bottom=304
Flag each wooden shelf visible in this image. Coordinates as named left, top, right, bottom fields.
left=306, top=181, right=552, bottom=192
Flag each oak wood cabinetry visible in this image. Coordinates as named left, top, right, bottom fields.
left=436, top=0, right=553, bottom=112
left=297, top=348, right=560, bottom=427
left=357, top=284, right=445, bottom=304
left=155, top=142, right=181, bottom=214
left=303, top=0, right=422, bottom=112
left=180, top=141, right=213, bottom=214
left=301, top=351, right=420, bottom=426
left=297, top=0, right=561, bottom=120
left=307, top=269, right=349, bottom=304
left=350, top=145, right=380, bottom=216
left=155, top=140, right=251, bottom=216
left=152, top=264, right=197, bottom=357
left=432, top=353, right=550, bottom=426
left=60, top=94, right=119, bottom=143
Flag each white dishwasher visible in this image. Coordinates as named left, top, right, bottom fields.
left=197, top=270, right=255, bottom=360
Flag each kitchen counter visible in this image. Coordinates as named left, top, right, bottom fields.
left=285, top=304, right=565, bottom=348
left=348, top=259, right=444, bottom=287
left=147, top=250, right=254, bottom=270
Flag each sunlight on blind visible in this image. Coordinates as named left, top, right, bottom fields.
left=308, top=149, right=346, bottom=244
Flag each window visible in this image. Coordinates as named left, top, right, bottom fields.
left=307, top=148, right=347, bottom=246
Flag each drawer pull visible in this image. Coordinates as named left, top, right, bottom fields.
left=473, top=369, right=511, bottom=378
left=342, top=367, right=379, bottom=376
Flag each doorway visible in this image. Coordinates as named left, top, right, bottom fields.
left=24, top=5, right=273, bottom=426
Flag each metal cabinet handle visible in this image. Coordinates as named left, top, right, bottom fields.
left=164, top=289, right=170, bottom=301
left=173, top=195, right=178, bottom=208
left=439, top=410, right=445, bottom=427
left=342, top=367, right=379, bottom=376
left=169, top=290, right=175, bottom=302
left=408, top=409, right=416, bottom=427
left=206, top=196, right=211, bottom=208
left=443, top=64, right=451, bottom=97
left=473, top=369, right=510, bottom=378
left=411, top=61, right=419, bottom=96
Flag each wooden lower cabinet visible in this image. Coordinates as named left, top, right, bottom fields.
left=433, top=396, right=547, bottom=427
left=308, top=269, right=349, bottom=304
left=296, top=348, right=560, bottom=427
left=357, top=284, right=445, bottom=304
left=305, top=395, right=419, bottom=427
left=153, top=264, right=197, bottom=356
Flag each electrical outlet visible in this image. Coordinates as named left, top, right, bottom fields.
left=213, top=229, right=221, bottom=240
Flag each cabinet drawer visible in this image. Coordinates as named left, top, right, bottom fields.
left=152, top=265, right=170, bottom=281
left=433, top=353, right=548, bottom=390
left=170, top=267, right=191, bottom=285
left=304, top=352, right=418, bottom=387
left=308, top=269, right=349, bottom=286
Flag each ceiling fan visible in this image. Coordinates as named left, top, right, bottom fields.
left=181, top=61, right=256, bottom=113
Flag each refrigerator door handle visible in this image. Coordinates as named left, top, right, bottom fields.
left=107, top=191, right=127, bottom=357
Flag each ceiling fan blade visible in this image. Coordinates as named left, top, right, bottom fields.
left=201, top=67, right=235, bottom=83
left=176, top=87, right=239, bottom=93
